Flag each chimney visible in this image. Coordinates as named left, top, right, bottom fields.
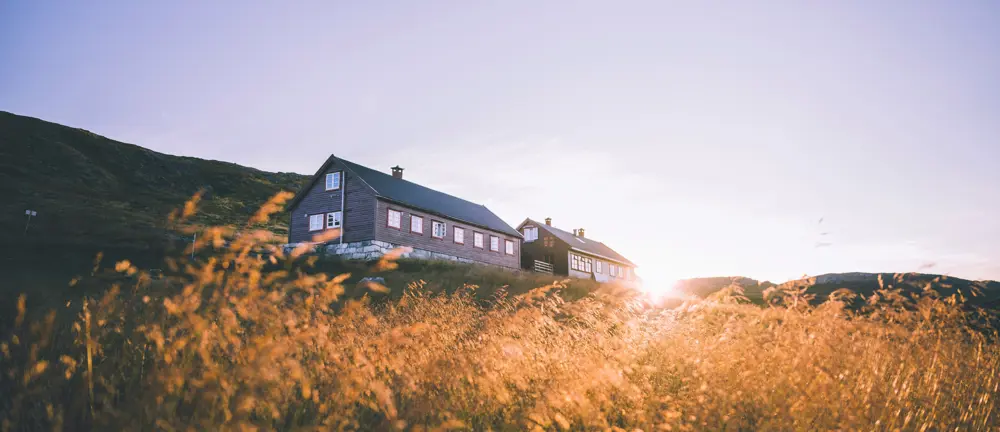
left=391, top=165, right=404, bottom=179
left=545, top=217, right=552, bottom=226
left=572, top=229, right=578, bottom=236
left=578, top=228, right=585, bottom=238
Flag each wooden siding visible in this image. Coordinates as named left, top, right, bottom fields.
left=374, top=199, right=521, bottom=268
left=288, top=160, right=378, bottom=244
left=520, top=229, right=570, bottom=276
left=567, top=250, right=635, bottom=282
left=570, top=250, right=635, bottom=282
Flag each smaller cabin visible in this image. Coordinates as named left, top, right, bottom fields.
left=517, top=218, right=637, bottom=283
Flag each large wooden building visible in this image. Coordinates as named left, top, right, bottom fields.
left=517, top=218, right=637, bottom=283
left=286, top=155, right=522, bottom=269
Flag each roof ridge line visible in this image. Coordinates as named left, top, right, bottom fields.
left=339, top=157, right=495, bottom=209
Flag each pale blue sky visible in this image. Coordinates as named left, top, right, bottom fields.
left=2, top=1, right=998, bottom=284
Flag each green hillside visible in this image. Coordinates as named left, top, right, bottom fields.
left=0, top=111, right=309, bottom=249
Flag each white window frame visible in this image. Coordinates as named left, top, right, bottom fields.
left=410, top=215, right=424, bottom=234
left=387, top=209, right=402, bottom=229
left=326, top=211, right=342, bottom=229
left=454, top=227, right=465, bottom=244
left=489, top=235, right=500, bottom=252
left=325, top=172, right=342, bottom=191
left=610, top=264, right=617, bottom=277
left=473, top=232, right=485, bottom=249
left=570, top=254, right=593, bottom=273
left=431, top=220, right=446, bottom=239
left=308, top=214, right=324, bottom=231
left=505, top=239, right=514, bottom=255
left=523, top=226, right=538, bottom=242
left=596, top=261, right=603, bottom=274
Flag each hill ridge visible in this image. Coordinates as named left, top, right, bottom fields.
left=0, top=110, right=309, bottom=248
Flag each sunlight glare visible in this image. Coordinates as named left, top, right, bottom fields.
left=636, top=271, right=682, bottom=302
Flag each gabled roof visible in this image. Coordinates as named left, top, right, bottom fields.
left=518, top=218, right=637, bottom=267
left=290, top=155, right=521, bottom=238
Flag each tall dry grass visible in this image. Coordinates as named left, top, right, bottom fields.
left=2, top=193, right=999, bottom=431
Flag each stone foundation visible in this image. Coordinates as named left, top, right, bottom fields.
left=283, top=240, right=478, bottom=265
left=324, top=240, right=398, bottom=260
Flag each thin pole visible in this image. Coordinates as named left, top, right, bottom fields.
left=340, top=174, right=346, bottom=244
left=23, top=214, right=32, bottom=235
left=191, top=232, right=197, bottom=259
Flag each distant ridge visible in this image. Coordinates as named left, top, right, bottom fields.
left=675, top=273, right=1000, bottom=307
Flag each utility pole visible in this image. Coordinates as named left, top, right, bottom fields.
left=23, top=210, right=37, bottom=235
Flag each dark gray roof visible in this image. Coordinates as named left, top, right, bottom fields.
left=520, top=218, right=636, bottom=267
left=292, top=155, right=521, bottom=237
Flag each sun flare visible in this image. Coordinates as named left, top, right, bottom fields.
left=636, top=271, right=683, bottom=301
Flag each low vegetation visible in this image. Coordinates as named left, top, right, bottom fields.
left=3, top=194, right=999, bottom=431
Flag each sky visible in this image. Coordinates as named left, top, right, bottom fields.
left=2, top=1, right=999, bottom=285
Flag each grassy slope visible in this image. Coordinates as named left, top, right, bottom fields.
left=0, top=111, right=308, bottom=250
left=3, top=240, right=999, bottom=430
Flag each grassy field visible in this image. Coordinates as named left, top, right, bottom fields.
left=2, top=194, right=999, bottom=431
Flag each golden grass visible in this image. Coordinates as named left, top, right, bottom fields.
left=2, top=193, right=999, bottom=431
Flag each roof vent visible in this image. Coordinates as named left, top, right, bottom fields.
left=391, top=165, right=404, bottom=179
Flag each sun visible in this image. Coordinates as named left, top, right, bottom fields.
left=635, top=270, right=683, bottom=301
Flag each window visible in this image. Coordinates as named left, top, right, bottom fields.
left=505, top=239, right=515, bottom=255
left=432, top=221, right=446, bottom=238
left=325, top=172, right=342, bottom=191
left=473, top=232, right=485, bottom=248
left=596, top=261, right=603, bottom=274
left=612, top=265, right=624, bottom=278
left=570, top=253, right=594, bottom=273
left=489, top=235, right=500, bottom=252
left=454, top=227, right=465, bottom=244
left=610, top=264, right=617, bottom=277
left=410, top=215, right=424, bottom=234
left=387, top=209, right=402, bottom=229
left=523, top=226, right=538, bottom=242
left=309, top=214, right=324, bottom=231
left=543, top=236, right=555, bottom=248
left=326, top=211, right=342, bottom=229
